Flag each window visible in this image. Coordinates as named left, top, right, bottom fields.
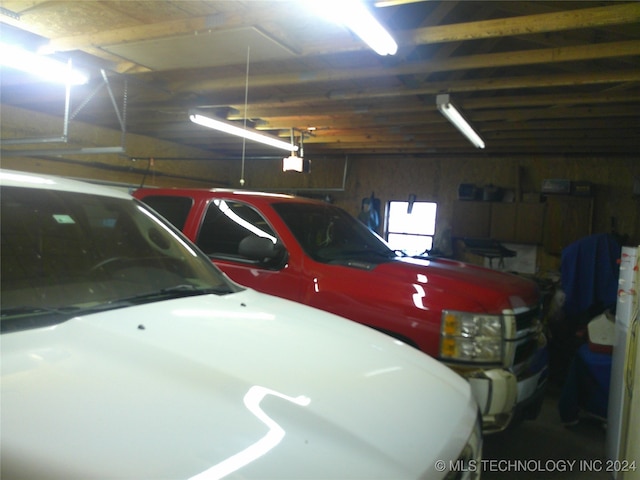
left=273, top=202, right=390, bottom=263
left=140, top=195, right=193, bottom=231
left=197, top=200, right=278, bottom=262
left=1, top=187, right=231, bottom=319
left=386, top=201, right=437, bottom=256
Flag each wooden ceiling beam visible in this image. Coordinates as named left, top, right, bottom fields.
left=402, top=3, right=640, bottom=45
left=144, top=118, right=637, bottom=146
left=223, top=91, right=640, bottom=120
left=174, top=40, right=640, bottom=92
left=477, top=118, right=636, bottom=133
left=391, top=70, right=640, bottom=96
left=471, top=104, right=640, bottom=122
left=236, top=70, right=640, bottom=108
left=252, top=103, right=638, bottom=130
left=4, top=69, right=638, bottom=116
left=304, top=118, right=637, bottom=136
left=309, top=136, right=639, bottom=151
left=301, top=137, right=638, bottom=153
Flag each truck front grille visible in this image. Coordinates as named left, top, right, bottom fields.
left=506, top=304, right=543, bottom=374
left=513, top=337, right=539, bottom=366
left=515, top=304, right=541, bottom=331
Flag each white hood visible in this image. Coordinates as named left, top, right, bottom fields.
left=2, top=289, right=477, bottom=480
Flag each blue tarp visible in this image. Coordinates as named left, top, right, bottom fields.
left=561, top=233, right=621, bottom=318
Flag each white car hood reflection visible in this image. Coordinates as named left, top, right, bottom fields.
left=191, top=386, right=311, bottom=480
left=2, top=289, right=476, bottom=480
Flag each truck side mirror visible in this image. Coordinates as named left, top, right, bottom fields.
left=238, top=235, right=287, bottom=268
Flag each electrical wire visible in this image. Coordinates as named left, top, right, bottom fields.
left=240, top=46, right=250, bottom=187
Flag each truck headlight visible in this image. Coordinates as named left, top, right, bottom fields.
left=440, top=310, right=503, bottom=364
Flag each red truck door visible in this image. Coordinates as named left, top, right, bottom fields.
left=190, top=197, right=305, bottom=302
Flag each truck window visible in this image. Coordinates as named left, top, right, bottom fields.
left=197, top=199, right=278, bottom=260
left=1, top=187, right=233, bottom=328
left=273, top=202, right=392, bottom=263
left=140, top=195, right=194, bottom=231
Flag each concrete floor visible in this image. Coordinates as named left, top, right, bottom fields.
left=482, top=385, right=610, bottom=479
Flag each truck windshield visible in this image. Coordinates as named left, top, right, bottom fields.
left=273, top=202, right=396, bottom=263
left=1, top=186, right=238, bottom=333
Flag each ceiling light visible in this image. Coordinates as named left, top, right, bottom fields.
left=0, top=42, right=88, bottom=85
left=189, top=111, right=298, bottom=152
left=436, top=94, right=485, bottom=149
left=311, top=1, right=398, bottom=56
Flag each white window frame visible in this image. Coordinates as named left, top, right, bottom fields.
left=385, top=200, right=437, bottom=256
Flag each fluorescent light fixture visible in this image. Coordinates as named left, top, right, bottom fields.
left=436, top=94, right=485, bottom=149
left=189, top=112, right=298, bottom=152
left=311, top=0, right=397, bottom=56
left=375, top=0, right=424, bottom=6
left=0, top=42, right=88, bottom=85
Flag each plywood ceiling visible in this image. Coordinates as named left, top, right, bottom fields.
left=103, top=26, right=297, bottom=70
left=1, top=0, right=639, bottom=160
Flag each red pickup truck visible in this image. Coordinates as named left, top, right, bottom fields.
left=134, top=188, right=548, bottom=432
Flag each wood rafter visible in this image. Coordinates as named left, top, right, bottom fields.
left=0, top=0, right=638, bottom=156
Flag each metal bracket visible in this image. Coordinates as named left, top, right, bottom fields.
left=1, top=66, right=128, bottom=156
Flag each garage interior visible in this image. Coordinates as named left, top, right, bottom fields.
left=1, top=0, right=639, bottom=477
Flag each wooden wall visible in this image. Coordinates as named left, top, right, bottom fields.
left=331, top=154, right=640, bottom=276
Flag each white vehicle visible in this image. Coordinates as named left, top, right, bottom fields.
left=1, top=170, right=481, bottom=480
